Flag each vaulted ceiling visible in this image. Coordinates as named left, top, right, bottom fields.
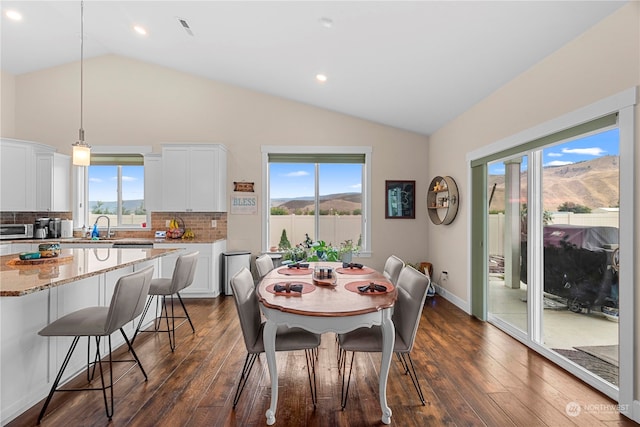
left=0, top=1, right=627, bottom=135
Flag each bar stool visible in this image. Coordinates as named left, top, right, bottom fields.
left=132, top=251, right=199, bottom=351
left=37, top=265, right=154, bottom=423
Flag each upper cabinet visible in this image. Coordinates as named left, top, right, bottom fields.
left=36, top=152, right=71, bottom=212
left=161, top=144, right=227, bottom=212
left=1, top=139, right=70, bottom=212
left=0, top=139, right=34, bottom=211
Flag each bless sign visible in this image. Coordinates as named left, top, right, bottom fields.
left=230, top=193, right=258, bottom=214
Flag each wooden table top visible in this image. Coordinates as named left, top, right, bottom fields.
left=257, top=262, right=397, bottom=317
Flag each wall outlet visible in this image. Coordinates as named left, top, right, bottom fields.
left=442, top=271, right=448, bottom=282
left=211, top=220, right=217, bottom=228
left=165, top=220, right=171, bottom=227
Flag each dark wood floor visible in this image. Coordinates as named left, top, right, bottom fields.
left=9, top=295, right=636, bottom=427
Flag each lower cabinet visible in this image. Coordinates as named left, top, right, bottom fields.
left=153, top=240, right=227, bottom=297
left=0, top=259, right=159, bottom=425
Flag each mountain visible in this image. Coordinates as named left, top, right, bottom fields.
left=89, top=199, right=145, bottom=213
left=488, top=155, right=619, bottom=212
left=273, top=193, right=362, bottom=214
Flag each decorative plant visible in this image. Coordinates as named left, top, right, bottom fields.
left=283, top=245, right=307, bottom=262
left=307, top=240, right=340, bottom=262
left=278, top=229, right=291, bottom=250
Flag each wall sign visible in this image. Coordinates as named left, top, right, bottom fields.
left=230, top=193, right=258, bottom=214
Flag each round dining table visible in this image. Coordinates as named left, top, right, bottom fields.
left=256, top=261, right=397, bottom=425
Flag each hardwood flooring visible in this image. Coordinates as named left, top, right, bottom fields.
left=8, top=296, right=636, bottom=426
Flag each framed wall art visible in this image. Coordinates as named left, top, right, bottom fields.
left=385, top=180, right=415, bottom=219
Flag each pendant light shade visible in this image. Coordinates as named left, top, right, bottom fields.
left=72, top=0, right=91, bottom=166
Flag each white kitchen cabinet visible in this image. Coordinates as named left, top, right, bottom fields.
left=35, top=152, right=71, bottom=212
left=153, top=240, right=226, bottom=297
left=1, top=139, right=70, bottom=213
left=144, top=154, right=162, bottom=212
left=0, top=139, right=35, bottom=211
left=161, top=144, right=227, bottom=212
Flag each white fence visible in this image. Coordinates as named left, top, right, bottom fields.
left=269, top=215, right=362, bottom=249
left=489, top=212, right=619, bottom=256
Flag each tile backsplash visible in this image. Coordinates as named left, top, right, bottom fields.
left=0, top=212, right=72, bottom=224
left=0, top=211, right=227, bottom=241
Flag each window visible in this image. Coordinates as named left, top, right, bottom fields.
left=262, top=147, right=371, bottom=254
left=87, top=154, right=146, bottom=227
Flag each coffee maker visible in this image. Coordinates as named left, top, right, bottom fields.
left=48, top=218, right=61, bottom=238
left=34, top=218, right=50, bottom=239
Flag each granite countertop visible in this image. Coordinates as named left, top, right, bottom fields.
left=0, top=247, right=179, bottom=297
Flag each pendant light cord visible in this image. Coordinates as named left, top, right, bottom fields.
left=79, top=0, right=84, bottom=143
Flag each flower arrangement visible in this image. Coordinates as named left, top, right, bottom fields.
left=283, top=234, right=360, bottom=263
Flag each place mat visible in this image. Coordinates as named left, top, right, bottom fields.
left=336, top=266, right=375, bottom=275
left=265, top=282, right=316, bottom=296
left=344, top=280, right=395, bottom=294
left=277, top=267, right=313, bottom=275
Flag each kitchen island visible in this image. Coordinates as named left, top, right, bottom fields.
left=0, top=247, right=179, bottom=425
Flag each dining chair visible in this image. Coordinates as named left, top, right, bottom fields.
left=383, top=255, right=405, bottom=285
left=338, top=265, right=430, bottom=408
left=230, top=267, right=320, bottom=408
left=132, top=251, right=199, bottom=352
left=255, top=254, right=275, bottom=279
left=37, top=265, right=154, bottom=423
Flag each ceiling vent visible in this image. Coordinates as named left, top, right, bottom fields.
left=177, top=18, right=194, bottom=36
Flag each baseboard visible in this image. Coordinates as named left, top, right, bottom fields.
left=433, top=283, right=470, bottom=314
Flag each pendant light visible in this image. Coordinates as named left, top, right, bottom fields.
left=72, top=0, right=90, bottom=166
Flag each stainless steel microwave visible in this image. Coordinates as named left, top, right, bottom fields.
left=0, top=224, right=34, bottom=240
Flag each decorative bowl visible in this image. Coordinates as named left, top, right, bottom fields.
left=38, top=242, right=61, bottom=258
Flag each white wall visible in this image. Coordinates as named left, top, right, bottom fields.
left=1, top=55, right=429, bottom=272
left=0, top=71, right=15, bottom=137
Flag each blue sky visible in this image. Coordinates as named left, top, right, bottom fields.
left=488, top=128, right=619, bottom=175
left=88, top=166, right=145, bottom=202
left=269, top=163, right=362, bottom=199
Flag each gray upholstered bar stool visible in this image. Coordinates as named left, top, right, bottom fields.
left=132, top=251, right=198, bottom=352
left=255, top=253, right=275, bottom=279
left=37, top=265, right=154, bottom=423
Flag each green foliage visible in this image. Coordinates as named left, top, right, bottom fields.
left=134, top=202, right=146, bottom=215
left=91, top=201, right=111, bottom=215
left=278, top=229, right=291, bottom=250
left=270, top=206, right=288, bottom=215
left=352, top=208, right=362, bottom=215
left=557, top=201, right=592, bottom=214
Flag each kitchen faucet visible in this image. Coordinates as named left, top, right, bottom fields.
left=94, top=215, right=113, bottom=239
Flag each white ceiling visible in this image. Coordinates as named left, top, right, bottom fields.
left=0, top=1, right=627, bottom=136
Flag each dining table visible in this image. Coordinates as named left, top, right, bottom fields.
left=256, top=261, right=397, bottom=425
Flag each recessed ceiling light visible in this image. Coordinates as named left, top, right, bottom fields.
left=133, top=25, right=147, bottom=36
left=316, top=74, right=328, bottom=83
left=5, top=10, right=23, bottom=21
left=319, top=17, right=333, bottom=29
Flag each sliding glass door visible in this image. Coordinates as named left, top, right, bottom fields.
left=484, top=127, right=620, bottom=389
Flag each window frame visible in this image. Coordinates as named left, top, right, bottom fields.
left=73, top=145, right=151, bottom=230
left=261, top=145, right=372, bottom=256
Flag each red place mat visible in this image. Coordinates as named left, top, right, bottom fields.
left=344, top=280, right=395, bottom=294
left=265, top=282, right=316, bottom=296
left=335, top=266, right=375, bottom=275
left=277, top=267, right=313, bottom=275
